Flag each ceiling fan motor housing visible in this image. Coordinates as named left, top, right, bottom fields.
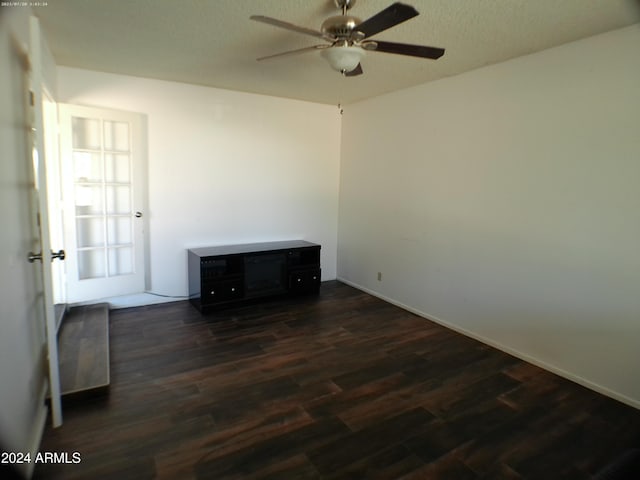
left=321, top=15, right=363, bottom=40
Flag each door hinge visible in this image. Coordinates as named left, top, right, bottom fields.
left=29, top=90, right=35, bottom=106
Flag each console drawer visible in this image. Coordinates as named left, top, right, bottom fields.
left=289, top=268, right=321, bottom=294
left=202, top=280, right=243, bottom=304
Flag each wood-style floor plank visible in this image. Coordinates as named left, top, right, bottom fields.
left=35, top=281, right=640, bottom=479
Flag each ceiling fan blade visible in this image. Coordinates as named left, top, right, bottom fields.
left=372, top=40, right=445, bottom=59
left=250, top=15, right=335, bottom=41
left=256, top=44, right=330, bottom=62
left=344, top=63, right=363, bottom=77
left=355, top=2, right=419, bottom=39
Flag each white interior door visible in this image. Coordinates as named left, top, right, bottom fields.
left=1, top=11, right=59, bottom=464
left=58, top=104, right=146, bottom=303
left=29, top=16, right=63, bottom=428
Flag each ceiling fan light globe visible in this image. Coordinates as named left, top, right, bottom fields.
left=322, top=46, right=365, bottom=73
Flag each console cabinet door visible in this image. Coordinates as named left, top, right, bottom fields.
left=289, top=268, right=321, bottom=294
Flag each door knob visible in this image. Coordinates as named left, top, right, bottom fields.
left=135, top=211, right=143, bottom=218
left=28, top=251, right=43, bottom=263
left=51, top=249, right=65, bottom=261
left=28, top=250, right=65, bottom=263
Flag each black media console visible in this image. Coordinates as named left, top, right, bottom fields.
left=188, top=240, right=321, bottom=312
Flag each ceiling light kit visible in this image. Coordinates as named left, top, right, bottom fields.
left=251, top=0, right=445, bottom=76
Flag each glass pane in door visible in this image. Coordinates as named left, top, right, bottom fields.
left=106, top=185, right=131, bottom=214
left=76, top=218, right=104, bottom=248
left=78, top=250, right=106, bottom=279
left=107, top=217, right=132, bottom=245
left=72, top=117, right=101, bottom=150
left=108, top=247, right=133, bottom=276
left=105, top=154, right=130, bottom=183
left=73, top=151, right=102, bottom=182
left=74, top=184, right=103, bottom=216
left=103, top=121, right=129, bottom=151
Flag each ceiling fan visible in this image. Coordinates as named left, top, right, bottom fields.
left=250, top=0, right=445, bottom=76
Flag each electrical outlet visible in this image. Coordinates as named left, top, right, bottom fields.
left=377, top=272, right=382, bottom=281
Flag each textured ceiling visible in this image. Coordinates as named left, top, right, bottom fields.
left=34, top=0, right=640, bottom=105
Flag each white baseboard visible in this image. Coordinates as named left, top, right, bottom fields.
left=337, top=277, right=640, bottom=411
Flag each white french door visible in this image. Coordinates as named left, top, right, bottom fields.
left=58, top=104, right=146, bottom=303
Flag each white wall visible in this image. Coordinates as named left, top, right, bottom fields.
left=0, top=8, right=49, bottom=470
left=57, top=68, right=341, bottom=297
left=338, top=25, right=640, bottom=407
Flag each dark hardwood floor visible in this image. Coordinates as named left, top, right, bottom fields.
left=36, top=281, right=640, bottom=479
